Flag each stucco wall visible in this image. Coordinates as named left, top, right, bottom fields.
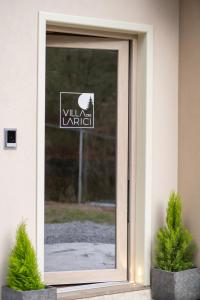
left=179, top=0, right=200, bottom=264
left=0, top=0, right=179, bottom=296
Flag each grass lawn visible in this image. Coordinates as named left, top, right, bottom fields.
left=45, top=201, right=115, bottom=225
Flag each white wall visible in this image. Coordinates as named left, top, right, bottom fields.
left=0, top=0, right=179, bottom=295
left=179, top=0, right=200, bottom=265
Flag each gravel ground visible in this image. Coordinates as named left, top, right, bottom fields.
left=45, top=221, right=115, bottom=244
left=45, top=242, right=115, bottom=271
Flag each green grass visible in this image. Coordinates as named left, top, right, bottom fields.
left=45, top=202, right=115, bottom=225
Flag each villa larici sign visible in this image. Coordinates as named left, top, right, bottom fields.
left=60, top=92, right=94, bottom=129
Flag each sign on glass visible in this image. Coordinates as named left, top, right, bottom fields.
left=60, top=92, right=94, bottom=128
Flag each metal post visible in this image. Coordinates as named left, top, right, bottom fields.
left=78, top=129, right=83, bottom=204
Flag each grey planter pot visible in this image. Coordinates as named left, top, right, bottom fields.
left=151, top=268, right=200, bottom=300
left=2, top=286, right=57, bottom=300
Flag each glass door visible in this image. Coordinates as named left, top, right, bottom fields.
left=45, top=35, right=129, bottom=285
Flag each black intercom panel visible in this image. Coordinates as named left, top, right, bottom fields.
left=4, top=129, right=17, bottom=149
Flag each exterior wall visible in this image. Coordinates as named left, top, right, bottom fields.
left=0, top=0, right=179, bottom=296
left=179, top=0, right=200, bottom=264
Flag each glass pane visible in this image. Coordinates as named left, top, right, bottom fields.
left=45, top=46, right=118, bottom=272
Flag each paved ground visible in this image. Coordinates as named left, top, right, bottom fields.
left=45, top=222, right=115, bottom=271
left=45, top=242, right=115, bottom=271
left=45, top=221, right=115, bottom=244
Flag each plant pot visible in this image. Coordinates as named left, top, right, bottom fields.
left=151, top=267, right=200, bottom=300
left=2, top=286, right=57, bottom=300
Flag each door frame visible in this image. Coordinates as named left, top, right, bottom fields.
left=37, top=12, right=153, bottom=286
left=45, top=35, right=129, bottom=285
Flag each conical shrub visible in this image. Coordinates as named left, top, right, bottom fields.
left=7, top=222, right=45, bottom=291
left=154, top=192, right=196, bottom=272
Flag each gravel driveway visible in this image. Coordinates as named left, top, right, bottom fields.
left=45, top=242, right=115, bottom=271
left=45, top=221, right=115, bottom=244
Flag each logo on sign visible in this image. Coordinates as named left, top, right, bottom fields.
left=60, top=92, right=94, bottom=128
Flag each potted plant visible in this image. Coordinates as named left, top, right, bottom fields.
left=2, top=222, right=57, bottom=300
left=151, top=192, right=200, bottom=300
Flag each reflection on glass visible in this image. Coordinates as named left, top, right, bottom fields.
left=45, top=46, right=118, bottom=272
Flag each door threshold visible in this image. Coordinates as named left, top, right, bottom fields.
left=57, top=281, right=150, bottom=299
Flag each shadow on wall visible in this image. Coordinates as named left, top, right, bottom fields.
left=0, top=232, right=14, bottom=285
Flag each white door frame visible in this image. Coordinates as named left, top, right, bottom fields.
left=45, top=36, right=129, bottom=285
left=37, top=12, right=153, bottom=286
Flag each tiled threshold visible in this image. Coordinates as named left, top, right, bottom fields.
left=57, top=282, right=151, bottom=300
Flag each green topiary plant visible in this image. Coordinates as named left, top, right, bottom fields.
left=154, top=192, right=196, bottom=272
left=7, top=222, right=45, bottom=291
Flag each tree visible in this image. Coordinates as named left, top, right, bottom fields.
left=7, top=222, right=45, bottom=291
left=154, top=192, right=196, bottom=272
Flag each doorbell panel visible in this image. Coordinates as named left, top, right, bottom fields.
left=4, top=129, right=17, bottom=149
